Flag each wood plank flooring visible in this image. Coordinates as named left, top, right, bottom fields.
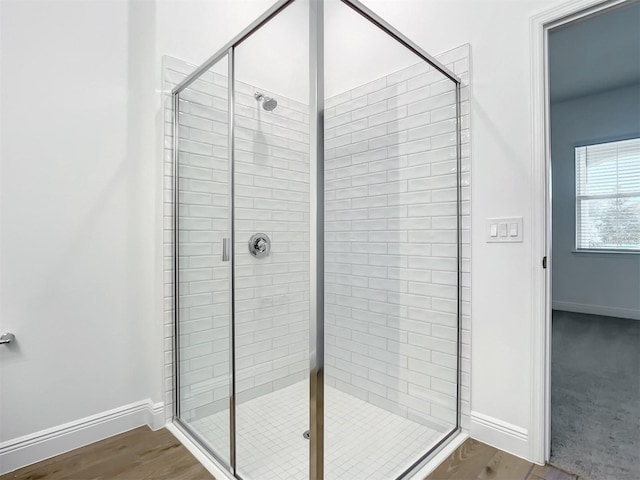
left=1, top=428, right=578, bottom=480
left=426, top=439, right=578, bottom=480
left=0, top=427, right=212, bottom=480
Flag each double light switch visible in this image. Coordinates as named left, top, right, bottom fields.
left=487, top=217, right=523, bottom=243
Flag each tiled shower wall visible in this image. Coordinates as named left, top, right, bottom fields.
left=323, top=44, right=471, bottom=431
left=164, top=44, right=471, bottom=430
left=162, top=56, right=310, bottom=422
left=232, top=82, right=311, bottom=403
left=169, top=60, right=231, bottom=423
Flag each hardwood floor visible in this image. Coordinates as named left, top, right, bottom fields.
left=426, top=439, right=577, bottom=480
left=0, top=427, right=213, bottom=480
left=1, top=428, right=578, bottom=480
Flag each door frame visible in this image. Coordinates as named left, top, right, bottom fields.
left=529, top=0, right=633, bottom=464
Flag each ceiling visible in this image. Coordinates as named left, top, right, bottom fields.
left=549, top=1, right=640, bottom=103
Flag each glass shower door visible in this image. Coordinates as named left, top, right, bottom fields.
left=174, top=54, right=233, bottom=468
left=323, top=2, right=460, bottom=478
left=232, top=1, right=311, bottom=479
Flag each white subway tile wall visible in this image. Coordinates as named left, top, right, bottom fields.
left=323, top=45, right=470, bottom=433
left=162, top=57, right=310, bottom=426
left=232, top=82, right=311, bottom=403
left=165, top=57, right=232, bottom=427
left=163, top=43, right=471, bottom=439
left=179, top=62, right=233, bottom=427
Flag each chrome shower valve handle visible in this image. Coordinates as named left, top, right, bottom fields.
left=249, top=233, right=271, bottom=258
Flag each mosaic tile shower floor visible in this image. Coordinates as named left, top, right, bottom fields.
left=192, top=381, right=445, bottom=480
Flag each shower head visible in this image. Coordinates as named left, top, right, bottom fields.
left=255, top=92, right=278, bottom=111
left=263, top=97, right=278, bottom=111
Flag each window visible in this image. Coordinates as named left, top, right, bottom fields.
left=575, top=137, right=640, bottom=251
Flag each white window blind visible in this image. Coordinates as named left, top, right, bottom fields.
left=575, top=137, right=640, bottom=251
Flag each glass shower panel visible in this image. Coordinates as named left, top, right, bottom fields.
left=175, top=54, right=232, bottom=467
left=323, top=2, right=459, bottom=478
left=233, top=1, right=311, bottom=479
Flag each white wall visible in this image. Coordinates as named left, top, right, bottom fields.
left=0, top=0, right=159, bottom=445
left=324, top=0, right=417, bottom=98
left=155, top=0, right=419, bottom=103
left=129, top=0, right=165, bottom=414
left=155, top=0, right=277, bottom=98
left=551, top=85, right=640, bottom=319
left=155, top=0, right=273, bottom=67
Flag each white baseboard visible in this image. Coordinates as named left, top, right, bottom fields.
left=470, top=411, right=529, bottom=460
left=0, top=399, right=165, bottom=475
left=553, top=301, right=640, bottom=320
left=146, top=400, right=166, bottom=431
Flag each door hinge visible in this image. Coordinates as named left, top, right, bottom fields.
left=542, top=256, right=547, bottom=269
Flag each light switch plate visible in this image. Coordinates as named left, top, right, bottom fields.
left=487, top=216, right=524, bottom=243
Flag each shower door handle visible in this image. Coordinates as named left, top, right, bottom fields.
left=222, top=238, right=231, bottom=262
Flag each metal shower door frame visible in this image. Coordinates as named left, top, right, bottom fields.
left=172, top=3, right=297, bottom=478
left=171, top=1, right=463, bottom=479
left=171, top=51, right=236, bottom=476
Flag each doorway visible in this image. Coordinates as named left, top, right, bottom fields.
left=545, top=2, right=640, bottom=478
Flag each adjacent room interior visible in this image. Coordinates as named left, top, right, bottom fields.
left=548, top=3, right=640, bottom=478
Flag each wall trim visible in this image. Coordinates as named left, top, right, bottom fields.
left=470, top=411, right=529, bottom=460
left=553, top=302, right=640, bottom=320
left=0, top=399, right=165, bottom=475
left=147, top=400, right=167, bottom=430
left=529, top=0, right=629, bottom=465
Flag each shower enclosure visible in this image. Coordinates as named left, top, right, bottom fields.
left=171, top=1, right=462, bottom=478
